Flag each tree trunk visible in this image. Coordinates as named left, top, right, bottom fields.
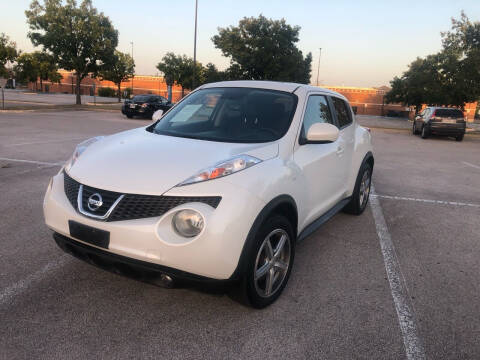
left=75, top=73, right=81, bottom=105
left=117, top=83, right=121, bottom=102
left=40, top=78, right=43, bottom=92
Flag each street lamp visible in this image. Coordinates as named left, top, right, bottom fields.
left=192, top=0, right=198, bottom=91
left=130, top=41, right=134, bottom=97
left=316, top=48, right=322, bottom=86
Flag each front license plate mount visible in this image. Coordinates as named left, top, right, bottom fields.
left=68, top=220, right=110, bottom=249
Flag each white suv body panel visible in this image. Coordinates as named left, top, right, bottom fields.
left=43, top=81, right=373, bottom=280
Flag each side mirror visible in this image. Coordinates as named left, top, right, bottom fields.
left=152, top=109, right=164, bottom=122
left=305, top=123, right=339, bottom=144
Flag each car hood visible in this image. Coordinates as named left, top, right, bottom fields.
left=67, top=127, right=279, bottom=195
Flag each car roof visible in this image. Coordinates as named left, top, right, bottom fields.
left=427, top=106, right=463, bottom=111
left=199, top=80, right=342, bottom=97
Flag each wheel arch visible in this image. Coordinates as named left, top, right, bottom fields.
left=229, top=194, right=298, bottom=280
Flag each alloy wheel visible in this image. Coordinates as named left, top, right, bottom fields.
left=254, top=229, right=291, bottom=298
left=359, top=169, right=371, bottom=208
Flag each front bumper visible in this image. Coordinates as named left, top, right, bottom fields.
left=44, top=172, right=265, bottom=280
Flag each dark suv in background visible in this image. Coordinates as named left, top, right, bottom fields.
left=122, top=95, right=173, bottom=119
left=413, top=107, right=466, bottom=141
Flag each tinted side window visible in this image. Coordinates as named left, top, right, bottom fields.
left=301, top=95, right=334, bottom=139
left=332, top=97, right=352, bottom=128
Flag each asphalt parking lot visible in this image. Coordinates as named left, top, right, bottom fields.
left=1, top=110, right=479, bottom=359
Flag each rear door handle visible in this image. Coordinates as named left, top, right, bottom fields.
left=336, top=146, right=344, bottom=156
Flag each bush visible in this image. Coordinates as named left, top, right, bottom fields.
left=98, top=87, right=116, bottom=98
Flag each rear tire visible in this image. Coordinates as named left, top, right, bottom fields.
left=126, top=114, right=133, bottom=119
left=456, top=134, right=464, bottom=142
left=242, top=215, right=295, bottom=309
left=343, top=162, right=372, bottom=215
left=421, top=125, right=429, bottom=139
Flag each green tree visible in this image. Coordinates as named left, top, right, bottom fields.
left=157, top=53, right=204, bottom=98
left=177, top=56, right=204, bottom=96
left=386, top=12, right=480, bottom=111
left=212, top=15, right=312, bottom=83
left=35, top=51, right=62, bottom=91
left=0, top=33, right=18, bottom=77
left=441, top=12, right=480, bottom=104
left=26, top=0, right=118, bottom=104
left=203, top=63, right=227, bottom=84
left=14, top=53, right=39, bottom=88
left=156, top=52, right=182, bottom=101
left=99, top=50, right=135, bottom=102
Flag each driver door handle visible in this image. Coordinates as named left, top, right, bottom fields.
left=336, top=146, right=344, bottom=156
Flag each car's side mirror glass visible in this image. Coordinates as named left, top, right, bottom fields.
left=152, top=109, right=164, bottom=122
left=305, top=123, right=339, bottom=144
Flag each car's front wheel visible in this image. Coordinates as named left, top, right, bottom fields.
left=456, top=134, right=464, bottom=142
left=243, top=215, right=295, bottom=308
left=421, top=125, right=429, bottom=139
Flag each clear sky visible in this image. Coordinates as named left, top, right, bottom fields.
left=1, top=0, right=479, bottom=87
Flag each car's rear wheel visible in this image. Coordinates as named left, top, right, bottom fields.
left=343, top=162, right=372, bottom=215
left=456, top=134, right=464, bottom=142
left=243, top=215, right=295, bottom=308
left=126, top=114, right=133, bottom=119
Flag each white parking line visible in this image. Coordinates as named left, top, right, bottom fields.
left=0, top=157, right=63, bottom=167
left=0, top=256, right=69, bottom=307
left=372, top=194, right=480, bottom=208
left=4, top=138, right=86, bottom=147
left=462, top=161, right=480, bottom=170
left=370, top=184, right=426, bottom=360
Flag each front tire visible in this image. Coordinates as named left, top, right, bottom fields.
left=412, top=122, right=419, bottom=135
left=126, top=114, right=133, bottom=119
left=243, top=215, right=295, bottom=308
left=343, top=162, right=372, bottom=215
left=421, top=125, right=429, bottom=139
left=456, top=134, right=464, bottom=142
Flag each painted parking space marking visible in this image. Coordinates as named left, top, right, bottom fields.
left=0, top=256, right=69, bottom=307
left=4, top=137, right=86, bottom=147
left=0, top=157, right=63, bottom=167
left=370, top=184, right=426, bottom=360
left=372, top=194, right=480, bottom=208
left=462, top=161, right=480, bottom=170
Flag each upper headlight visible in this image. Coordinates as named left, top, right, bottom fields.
left=64, top=136, right=104, bottom=171
left=177, top=154, right=262, bottom=186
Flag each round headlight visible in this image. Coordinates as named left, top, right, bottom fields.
left=172, top=209, right=204, bottom=238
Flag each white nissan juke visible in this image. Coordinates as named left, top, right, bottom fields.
left=43, top=81, right=374, bottom=308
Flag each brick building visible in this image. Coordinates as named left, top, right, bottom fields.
left=29, top=70, right=186, bottom=102
left=30, top=71, right=477, bottom=121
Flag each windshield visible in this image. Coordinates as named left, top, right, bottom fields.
left=151, top=87, right=298, bottom=143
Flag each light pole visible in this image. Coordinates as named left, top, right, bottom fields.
left=192, top=0, right=198, bottom=91
left=130, top=41, right=134, bottom=97
left=316, top=48, right=322, bottom=86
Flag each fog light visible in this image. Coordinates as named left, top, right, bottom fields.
left=172, top=209, right=204, bottom=237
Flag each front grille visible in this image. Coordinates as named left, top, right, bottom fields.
left=109, top=194, right=221, bottom=222
left=64, top=172, right=80, bottom=209
left=63, top=171, right=221, bottom=221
